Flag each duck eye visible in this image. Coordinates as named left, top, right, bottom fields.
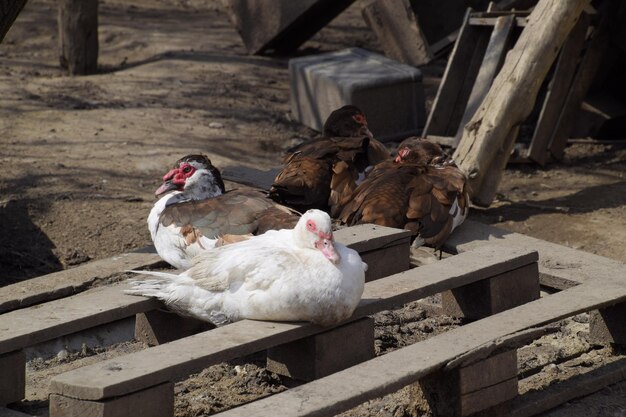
left=306, top=220, right=316, bottom=231
left=182, top=166, right=192, bottom=173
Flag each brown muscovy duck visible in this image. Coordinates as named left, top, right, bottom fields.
left=339, top=137, right=469, bottom=248
left=269, top=105, right=390, bottom=216
left=149, top=154, right=299, bottom=270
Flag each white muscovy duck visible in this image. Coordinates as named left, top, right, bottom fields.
left=126, top=209, right=367, bottom=326
left=149, top=154, right=299, bottom=270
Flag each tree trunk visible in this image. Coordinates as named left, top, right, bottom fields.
left=452, top=0, right=589, bottom=207
left=58, top=0, right=98, bottom=75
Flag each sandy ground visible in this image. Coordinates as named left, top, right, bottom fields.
left=1, top=0, right=626, bottom=416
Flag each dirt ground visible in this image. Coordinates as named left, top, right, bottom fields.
left=2, top=0, right=626, bottom=416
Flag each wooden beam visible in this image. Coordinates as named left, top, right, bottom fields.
left=454, top=14, right=516, bottom=146
left=58, top=0, right=99, bottom=75
left=362, top=0, right=433, bottom=66
left=549, top=5, right=612, bottom=160
left=0, top=0, right=29, bottom=43
left=424, top=9, right=490, bottom=137
left=453, top=0, right=590, bottom=207
left=526, top=13, right=589, bottom=165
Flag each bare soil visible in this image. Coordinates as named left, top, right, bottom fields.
left=2, top=0, right=626, bottom=416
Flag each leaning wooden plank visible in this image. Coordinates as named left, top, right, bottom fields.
left=221, top=0, right=356, bottom=55
left=361, top=0, right=434, bottom=66
left=216, top=279, right=626, bottom=417
left=444, top=220, right=626, bottom=289
left=0, top=283, right=161, bottom=355
left=453, top=0, right=589, bottom=207
left=526, top=13, right=588, bottom=165
left=0, top=249, right=163, bottom=314
left=49, top=245, right=536, bottom=401
left=454, top=14, right=516, bottom=146
left=423, top=9, right=484, bottom=137
left=548, top=5, right=611, bottom=160
left=0, top=0, right=29, bottom=43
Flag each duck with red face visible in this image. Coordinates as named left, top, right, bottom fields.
left=149, top=154, right=299, bottom=270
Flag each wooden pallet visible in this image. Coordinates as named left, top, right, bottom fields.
left=2, top=218, right=624, bottom=417
left=423, top=8, right=593, bottom=167
left=45, top=244, right=537, bottom=417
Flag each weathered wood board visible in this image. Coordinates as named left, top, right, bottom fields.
left=0, top=249, right=163, bottom=314
left=443, top=220, right=626, bottom=289
left=216, top=277, right=626, bottom=417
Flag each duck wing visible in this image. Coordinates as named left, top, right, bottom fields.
left=160, top=189, right=299, bottom=241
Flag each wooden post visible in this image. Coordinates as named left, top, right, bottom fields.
left=58, top=0, right=99, bottom=75
left=452, top=0, right=589, bottom=207
left=0, top=0, right=29, bottom=43
left=361, top=0, right=433, bottom=66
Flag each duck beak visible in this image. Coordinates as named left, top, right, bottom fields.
left=395, top=148, right=410, bottom=163
left=316, top=238, right=341, bottom=264
left=155, top=180, right=179, bottom=197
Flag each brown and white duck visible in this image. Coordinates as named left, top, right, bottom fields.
left=339, top=137, right=469, bottom=248
left=149, top=154, right=299, bottom=270
left=269, top=105, right=390, bottom=216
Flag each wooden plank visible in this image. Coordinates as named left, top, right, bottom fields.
left=215, top=279, right=626, bottom=417
left=424, top=134, right=457, bottom=148
left=221, top=166, right=279, bottom=190
left=0, top=283, right=161, bottom=355
left=430, top=29, right=459, bottom=57
left=0, top=249, right=163, bottom=314
left=334, top=224, right=411, bottom=253
left=511, top=358, right=626, bottom=417
left=443, top=220, right=626, bottom=289
left=424, top=8, right=484, bottom=137
left=0, top=0, right=29, bottom=43
left=454, top=15, right=516, bottom=146
left=362, top=0, right=434, bottom=66
left=49, top=245, right=536, bottom=400
left=549, top=7, right=611, bottom=160
left=527, top=13, right=589, bottom=165
left=0, top=407, right=34, bottom=417
left=469, top=16, right=528, bottom=26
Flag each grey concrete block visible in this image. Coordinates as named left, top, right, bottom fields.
left=0, top=350, right=25, bottom=406
left=443, top=262, right=539, bottom=320
left=266, top=317, right=375, bottom=381
left=49, top=382, right=174, bottom=417
left=590, top=302, right=626, bottom=346
left=290, top=47, right=426, bottom=141
left=221, top=0, right=355, bottom=55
